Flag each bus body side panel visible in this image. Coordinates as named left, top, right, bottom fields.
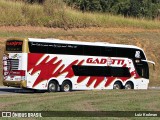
left=26, top=53, right=149, bottom=90
left=133, top=78, right=149, bottom=89
left=27, top=53, right=48, bottom=89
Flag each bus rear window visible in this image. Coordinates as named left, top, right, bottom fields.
left=6, top=40, right=23, bottom=52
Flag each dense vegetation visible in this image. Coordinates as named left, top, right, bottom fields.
left=26, top=0, right=160, bottom=19
left=65, top=0, right=160, bottom=19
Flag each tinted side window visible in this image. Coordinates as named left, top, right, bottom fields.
left=72, top=65, right=131, bottom=77
left=29, top=42, right=84, bottom=55
left=28, top=42, right=48, bottom=53
left=72, top=65, right=111, bottom=76
left=117, top=48, right=146, bottom=59
left=47, top=43, right=83, bottom=55
left=110, top=67, right=131, bottom=77
left=101, top=47, right=116, bottom=57
left=116, top=48, right=132, bottom=58
left=84, top=46, right=101, bottom=56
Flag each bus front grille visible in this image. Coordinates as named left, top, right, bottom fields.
left=7, top=59, right=19, bottom=70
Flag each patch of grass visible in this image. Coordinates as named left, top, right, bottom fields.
left=0, top=90, right=160, bottom=120
left=0, top=0, right=25, bottom=26
left=0, top=0, right=160, bottom=29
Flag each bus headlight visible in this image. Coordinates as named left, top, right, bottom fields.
left=135, top=59, right=140, bottom=63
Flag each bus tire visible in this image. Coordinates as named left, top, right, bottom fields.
left=48, top=81, right=58, bottom=92
left=113, top=81, right=122, bottom=89
left=60, top=81, right=72, bottom=92
left=125, top=82, right=134, bottom=89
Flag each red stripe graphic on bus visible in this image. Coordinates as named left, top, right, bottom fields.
left=87, top=77, right=104, bottom=88
left=28, top=54, right=139, bottom=88
left=28, top=54, right=84, bottom=87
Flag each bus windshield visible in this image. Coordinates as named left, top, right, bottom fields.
left=134, top=61, right=149, bottom=79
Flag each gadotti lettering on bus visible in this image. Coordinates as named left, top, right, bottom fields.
left=86, top=58, right=124, bottom=65
left=7, top=42, right=22, bottom=46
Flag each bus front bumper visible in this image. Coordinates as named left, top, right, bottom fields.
left=3, top=80, right=27, bottom=88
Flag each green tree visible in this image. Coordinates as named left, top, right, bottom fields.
left=64, top=0, right=160, bottom=19
left=100, top=0, right=118, bottom=13
left=130, top=0, right=142, bottom=17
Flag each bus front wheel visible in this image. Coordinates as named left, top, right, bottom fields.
left=48, top=81, right=58, bottom=92
left=125, top=82, right=134, bottom=89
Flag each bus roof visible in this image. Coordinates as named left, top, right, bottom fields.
left=28, top=38, right=142, bottom=50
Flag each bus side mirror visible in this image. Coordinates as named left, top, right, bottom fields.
left=141, top=60, right=155, bottom=71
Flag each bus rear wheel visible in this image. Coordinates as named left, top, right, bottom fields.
left=60, top=81, right=72, bottom=92
left=48, top=81, right=58, bottom=92
left=113, top=82, right=122, bottom=89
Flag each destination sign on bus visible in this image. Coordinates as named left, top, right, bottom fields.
left=6, top=40, right=23, bottom=51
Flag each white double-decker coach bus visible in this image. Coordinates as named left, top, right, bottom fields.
left=3, top=38, right=155, bottom=92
